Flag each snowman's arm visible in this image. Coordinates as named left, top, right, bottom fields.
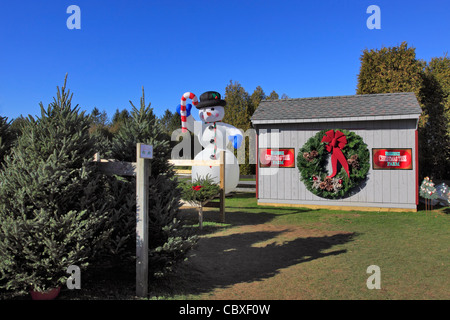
left=176, top=103, right=201, bottom=135
left=183, top=115, right=195, bottom=133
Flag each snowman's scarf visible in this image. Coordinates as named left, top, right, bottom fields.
left=206, top=121, right=221, bottom=160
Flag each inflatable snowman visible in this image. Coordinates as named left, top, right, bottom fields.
left=177, top=91, right=243, bottom=193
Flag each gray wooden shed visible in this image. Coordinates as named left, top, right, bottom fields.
left=251, top=92, right=422, bottom=212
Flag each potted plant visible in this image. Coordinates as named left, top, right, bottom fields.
left=29, top=287, right=62, bottom=300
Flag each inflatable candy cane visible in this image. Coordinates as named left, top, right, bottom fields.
left=180, top=92, right=198, bottom=132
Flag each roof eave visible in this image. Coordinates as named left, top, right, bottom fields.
left=251, top=113, right=422, bottom=125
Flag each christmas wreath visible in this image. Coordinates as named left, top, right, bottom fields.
left=297, top=129, right=370, bottom=199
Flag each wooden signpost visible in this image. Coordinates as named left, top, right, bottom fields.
left=94, top=145, right=225, bottom=298
left=94, top=143, right=152, bottom=298
left=135, top=143, right=152, bottom=297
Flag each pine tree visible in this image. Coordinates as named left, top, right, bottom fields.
left=0, top=116, right=14, bottom=166
left=109, top=87, right=197, bottom=278
left=0, top=75, right=113, bottom=294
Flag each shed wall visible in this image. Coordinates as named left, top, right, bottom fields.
left=256, top=119, right=418, bottom=210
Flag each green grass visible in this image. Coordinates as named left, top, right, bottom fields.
left=3, top=193, right=448, bottom=300
left=175, top=193, right=450, bottom=300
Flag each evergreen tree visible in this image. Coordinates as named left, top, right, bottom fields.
left=223, top=81, right=253, bottom=174
left=249, top=86, right=266, bottom=117
left=9, top=115, right=29, bottom=139
left=158, top=109, right=182, bottom=143
left=223, top=80, right=251, bottom=130
left=89, top=107, right=113, bottom=158
left=356, top=42, right=449, bottom=179
left=90, top=107, right=110, bottom=126
left=110, top=108, right=130, bottom=134
left=109, top=87, right=197, bottom=278
left=422, top=56, right=450, bottom=178
left=0, top=116, right=14, bottom=166
left=0, top=76, right=113, bottom=294
left=356, top=42, right=424, bottom=97
left=266, top=90, right=280, bottom=100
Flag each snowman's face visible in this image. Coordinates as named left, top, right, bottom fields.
left=199, top=106, right=225, bottom=123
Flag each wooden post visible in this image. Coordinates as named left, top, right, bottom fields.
left=198, top=205, right=203, bottom=230
left=219, top=150, right=226, bottom=223
left=136, top=143, right=151, bottom=297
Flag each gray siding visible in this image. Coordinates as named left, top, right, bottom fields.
left=256, top=119, right=418, bottom=209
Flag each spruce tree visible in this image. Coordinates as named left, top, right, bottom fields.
left=0, top=76, right=113, bottom=294
left=109, top=87, right=197, bottom=278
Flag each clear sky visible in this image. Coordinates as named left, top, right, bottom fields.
left=1, top=0, right=449, bottom=123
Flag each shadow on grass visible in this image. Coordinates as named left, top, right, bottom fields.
left=180, top=192, right=318, bottom=233
left=179, top=207, right=311, bottom=234
left=151, top=229, right=356, bottom=298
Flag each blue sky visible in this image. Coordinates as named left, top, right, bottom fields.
left=1, top=0, right=449, bottom=122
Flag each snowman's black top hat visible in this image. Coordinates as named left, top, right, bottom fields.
left=196, top=91, right=227, bottom=109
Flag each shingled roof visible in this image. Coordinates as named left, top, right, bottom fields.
left=251, top=92, right=422, bottom=124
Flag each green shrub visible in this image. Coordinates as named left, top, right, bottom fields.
left=180, top=175, right=221, bottom=206
left=179, top=176, right=221, bottom=229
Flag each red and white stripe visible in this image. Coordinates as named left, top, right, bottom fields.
left=180, top=92, right=198, bottom=132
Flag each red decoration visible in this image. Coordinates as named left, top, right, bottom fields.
left=338, top=179, right=343, bottom=184
left=192, top=186, right=203, bottom=191
left=312, top=176, right=318, bottom=181
left=321, top=130, right=350, bottom=178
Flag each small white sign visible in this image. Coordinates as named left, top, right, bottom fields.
left=140, top=144, right=153, bottom=159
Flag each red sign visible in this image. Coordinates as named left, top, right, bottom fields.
left=372, top=148, right=413, bottom=170
left=259, top=148, right=295, bottom=168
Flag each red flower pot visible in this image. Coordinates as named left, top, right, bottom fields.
left=30, top=286, right=61, bottom=300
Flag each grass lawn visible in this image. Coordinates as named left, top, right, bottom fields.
left=163, top=193, right=449, bottom=300
left=3, top=193, right=448, bottom=300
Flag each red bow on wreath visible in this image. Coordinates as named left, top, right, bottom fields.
left=321, top=130, right=350, bottom=178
